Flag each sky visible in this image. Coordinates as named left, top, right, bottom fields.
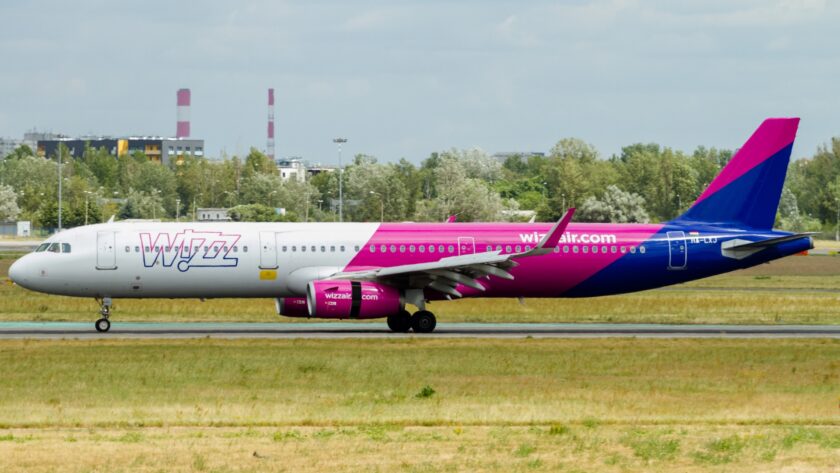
left=1, top=0, right=838, bottom=165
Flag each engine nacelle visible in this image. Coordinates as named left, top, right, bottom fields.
left=275, top=297, right=310, bottom=318
left=306, top=280, right=402, bottom=319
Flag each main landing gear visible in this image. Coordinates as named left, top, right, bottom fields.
left=387, top=310, right=437, bottom=334
left=95, top=297, right=112, bottom=333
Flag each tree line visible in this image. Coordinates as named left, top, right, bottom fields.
left=0, top=137, right=839, bottom=235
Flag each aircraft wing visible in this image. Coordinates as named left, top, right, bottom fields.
left=325, top=209, right=575, bottom=298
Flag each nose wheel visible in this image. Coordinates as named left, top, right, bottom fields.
left=95, top=297, right=113, bottom=333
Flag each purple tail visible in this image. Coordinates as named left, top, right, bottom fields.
left=675, top=118, right=799, bottom=230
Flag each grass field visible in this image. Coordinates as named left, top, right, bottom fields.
left=0, top=338, right=838, bottom=472
left=3, top=254, right=839, bottom=324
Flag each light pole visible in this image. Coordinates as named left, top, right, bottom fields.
left=176, top=198, right=181, bottom=222
left=150, top=188, right=160, bottom=220
left=561, top=193, right=566, bottom=210
left=57, top=145, right=62, bottom=231
left=333, top=137, right=348, bottom=222
left=84, top=191, right=93, bottom=225
left=193, top=194, right=202, bottom=221
left=370, top=191, right=383, bottom=222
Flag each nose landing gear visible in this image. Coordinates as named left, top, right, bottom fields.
left=95, top=297, right=112, bottom=333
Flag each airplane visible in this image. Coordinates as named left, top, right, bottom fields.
left=9, top=118, right=813, bottom=333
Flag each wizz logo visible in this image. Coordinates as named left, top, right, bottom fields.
left=139, top=230, right=241, bottom=272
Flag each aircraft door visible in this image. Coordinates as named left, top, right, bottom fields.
left=458, top=236, right=475, bottom=255
left=667, top=231, right=687, bottom=270
left=96, top=231, right=117, bottom=270
left=259, top=231, right=278, bottom=269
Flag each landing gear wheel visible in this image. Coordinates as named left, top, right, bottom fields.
left=95, top=318, right=111, bottom=333
left=387, top=310, right=412, bottom=333
left=411, top=311, right=437, bottom=333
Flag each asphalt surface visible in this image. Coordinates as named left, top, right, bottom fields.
left=0, top=322, right=838, bottom=339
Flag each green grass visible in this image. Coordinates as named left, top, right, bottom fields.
left=2, top=255, right=840, bottom=324
left=0, top=338, right=837, bottom=472
left=0, top=338, right=837, bottom=428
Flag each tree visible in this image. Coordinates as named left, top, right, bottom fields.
left=0, top=185, right=20, bottom=221
left=577, top=185, right=650, bottom=223
left=414, top=156, right=507, bottom=222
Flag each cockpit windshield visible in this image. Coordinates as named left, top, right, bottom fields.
left=35, top=242, right=71, bottom=253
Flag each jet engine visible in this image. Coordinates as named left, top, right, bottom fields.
left=306, top=280, right=402, bottom=319
left=275, top=297, right=310, bottom=317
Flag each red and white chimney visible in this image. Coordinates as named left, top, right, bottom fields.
left=267, top=88, right=275, bottom=160
left=176, top=88, right=190, bottom=138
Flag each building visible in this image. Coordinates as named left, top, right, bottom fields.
left=37, top=137, right=204, bottom=165
left=276, top=158, right=306, bottom=182
left=0, top=138, right=21, bottom=159
left=196, top=208, right=230, bottom=222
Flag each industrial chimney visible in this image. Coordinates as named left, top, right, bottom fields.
left=267, top=88, right=275, bottom=160
left=176, top=88, right=190, bottom=138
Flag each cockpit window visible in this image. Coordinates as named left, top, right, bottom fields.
left=47, top=243, right=60, bottom=253
left=35, top=243, right=49, bottom=252
left=62, top=243, right=71, bottom=253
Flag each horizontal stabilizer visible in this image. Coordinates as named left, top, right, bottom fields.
left=721, top=232, right=815, bottom=259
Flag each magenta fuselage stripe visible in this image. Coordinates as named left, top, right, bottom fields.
left=693, top=118, right=798, bottom=205
left=345, top=223, right=664, bottom=297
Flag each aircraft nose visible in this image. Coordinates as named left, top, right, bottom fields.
left=8, top=257, right=29, bottom=286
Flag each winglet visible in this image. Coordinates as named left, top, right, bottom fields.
left=518, top=208, right=575, bottom=257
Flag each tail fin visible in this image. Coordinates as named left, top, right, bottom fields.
left=675, top=117, right=799, bottom=229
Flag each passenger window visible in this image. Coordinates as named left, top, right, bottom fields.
left=144, top=247, right=150, bottom=252
left=563, top=245, right=569, bottom=253
left=370, top=245, right=375, bottom=253
left=602, top=246, right=607, bottom=253
left=223, top=246, right=229, bottom=252
left=165, top=246, right=171, bottom=252
left=515, top=245, right=522, bottom=252
left=496, top=245, right=502, bottom=252
left=620, top=246, right=626, bottom=254
left=553, top=246, right=559, bottom=253
left=573, top=246, right=579, bottom=254
left=611, top=246, right=617, bottom=254
left=243, top=246, right=248, bottom=252
left=234, top=246, right=238, bottom=252
left=630, top=247, right=636, bottom=254
left=292, top=246, right=297, bottom=252
left=62, top=243, right=71, bottom=253
left=125, top=246, right=130, bottom=253
left=390, top=245, right=396, bottom=253
left=429, top=245, right=435, bottom=253
left=409, top=245, right=415, bottom=253
left=380, top=244, right=387, bottom=252
left=282, top=246, right=287, bottom=252
left=330, top=246, right=335, bottom=252
left=135, top=246, right=140, bottom=253
left=321, top=246, right=326, bottom=253
left=311, top=246, right=316, bottom=252
left=505, top=245, right=512, bottom=253
left=582, top=246, right=588, bottom=253
left=354, top=246, right=360, bottom=251
left=399, top=245, right=405, bottom=253
left=640, top=246, right=646, bottom=254
left=419, top=245, right=425, bottom=253
left=592, top=246, right=598, bottom=254
left=441, top=245, right=447, bottom=253
left=341, top=245, right=346, bottom=252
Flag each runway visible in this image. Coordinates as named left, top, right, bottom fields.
left=0, top=321, right=838, bottom=339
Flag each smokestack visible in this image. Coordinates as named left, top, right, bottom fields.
left=176, top=88, right=190, bottom=138
left=267, top=88, right=275, bottom=160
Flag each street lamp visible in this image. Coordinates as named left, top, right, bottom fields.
left=370, top=191, right=384, bottom=222
left=835, top=198, right=839, bottom=242
left=176, top=198, right=181, bottom=222
left=333, top=137, right=348, bottom=222
left=84, top=191, right=93, bottom=225
left=57, top=146, right=62, bottom=231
